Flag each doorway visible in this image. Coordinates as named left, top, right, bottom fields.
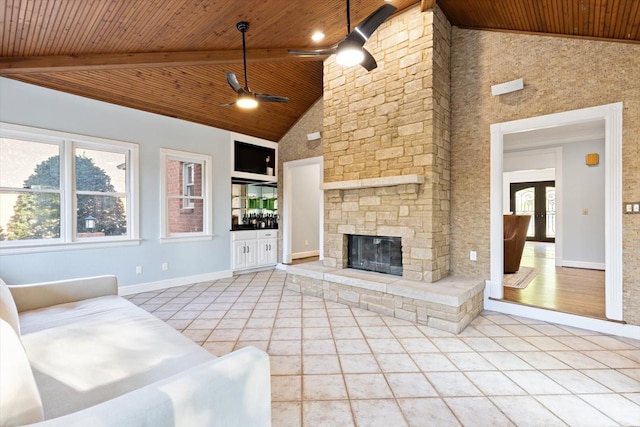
left=509, top=181, right=555, bottom=242
left=282, top=156, right=323, bottom=265
left=489, top=103, right=623, bottom=322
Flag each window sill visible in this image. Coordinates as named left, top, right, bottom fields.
left=0, top=239, right=142, bottom=255
left=159, top=235, right=214, bottom=244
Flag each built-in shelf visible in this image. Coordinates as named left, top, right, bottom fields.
left=319, top=174, right=424, bottom=191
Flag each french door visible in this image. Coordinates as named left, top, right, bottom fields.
left=510, top=181, right=556, bottom=242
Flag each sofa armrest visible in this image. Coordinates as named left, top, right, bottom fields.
left=9, top=275, right=118, bottom=313
left=26, top=346, right=271, bottom=427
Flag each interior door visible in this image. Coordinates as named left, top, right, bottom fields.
left=510, top=181, right=555, bottom=242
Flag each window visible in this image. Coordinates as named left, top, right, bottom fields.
left=160, top=148, right=212, bottom=241
left=183, top=163, right=195, bottom=209
left=0, top=123, right=139, bottom=253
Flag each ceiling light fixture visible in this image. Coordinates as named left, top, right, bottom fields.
left=335, top=43, right=365, bottom=66
left=236, top=93, right=258, bottom=109
left=311, top=31, right=325, bottom=42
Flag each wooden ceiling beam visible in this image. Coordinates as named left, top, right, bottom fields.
left=0, top=48, right=326, bottom=75
left=421, top=0, right=437, bottom=12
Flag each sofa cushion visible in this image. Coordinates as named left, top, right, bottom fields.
left=0, top=318, right=44, bottom=426
left=0, top=278, right=20, bottom=336
left=19, top=295, right=215, bottom=420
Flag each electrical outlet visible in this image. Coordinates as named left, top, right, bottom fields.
left=162, top=262, right=169, bottom=271
left=135, top=266, right=142, bottom=274
left=470, top=251, right=477, bottom=261
left=626, top=204, right=633, bottom=213
left=304, top=240, right=309, bottom=246
left=635, top=203, right=640, bottom=213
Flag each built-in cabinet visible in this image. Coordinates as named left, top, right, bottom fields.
left=231, top=230, right=277, bottom=270
left=230, top=133, right=278, bottom=270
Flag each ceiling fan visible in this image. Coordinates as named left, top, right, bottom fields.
left=221, top=21, right=289, bottom=109
left=288, top=1, right=397, bottom=71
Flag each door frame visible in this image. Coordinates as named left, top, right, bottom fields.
left=489, top=102, right=623, bottom=321
left=282, top=156, right=324, bottom=264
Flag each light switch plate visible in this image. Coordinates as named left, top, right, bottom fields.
left=624, top=202, right=640, bottom=214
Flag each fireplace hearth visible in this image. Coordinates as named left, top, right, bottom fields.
left=347, top=234, right=402, bottom=276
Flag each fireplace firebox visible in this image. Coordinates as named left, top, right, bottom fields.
left=347, top=235, right=402, bottom=276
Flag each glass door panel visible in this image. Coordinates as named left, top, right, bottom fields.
left=510, top=181, right=555, bottom=242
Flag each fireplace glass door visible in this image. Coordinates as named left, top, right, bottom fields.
left=347, top=235, right=402, bottom=276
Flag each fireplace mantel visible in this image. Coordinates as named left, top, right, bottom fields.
left=319, top=174, right=424, bottom=191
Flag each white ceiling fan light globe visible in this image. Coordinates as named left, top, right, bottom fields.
left=237, top=93, right=258, bottom=109
left=335, top=45, right=365, bottom=67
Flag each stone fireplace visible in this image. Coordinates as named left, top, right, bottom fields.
left=285, top=5, right=484, bottom=333
left=321, top=4, right=452, bottom=283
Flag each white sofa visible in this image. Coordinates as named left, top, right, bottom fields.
left=0, top=276, right=271, bottom=427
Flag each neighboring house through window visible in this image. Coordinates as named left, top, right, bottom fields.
left=0, top=123, right=139, bottom=254
left=160, top=148, right=212, bottom=242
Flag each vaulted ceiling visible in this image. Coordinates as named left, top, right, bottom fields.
left=1, top=1, right=638, bottom=141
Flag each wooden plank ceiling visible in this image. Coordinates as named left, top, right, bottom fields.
left=1, top=0, right=638, bottom=141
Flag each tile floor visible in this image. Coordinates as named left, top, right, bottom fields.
left=125, top=270, right=640, bottom=426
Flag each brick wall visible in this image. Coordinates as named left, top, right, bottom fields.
left=450, top=29, right=640, bottom=324
left=166, top=160, right=203, bottom=233
left=322, top=4, right=451, bottom=282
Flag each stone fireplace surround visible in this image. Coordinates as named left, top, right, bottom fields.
left=321, top=174, right=433, bottom=281
left=285, top=175, right=484, bottom=333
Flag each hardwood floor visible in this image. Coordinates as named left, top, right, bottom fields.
left=289, top=255, right=320, bottom=265
left=502, top=242, right=607, bottom=319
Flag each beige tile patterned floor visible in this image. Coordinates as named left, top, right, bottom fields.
left=126, top=270, right=640, bottom=426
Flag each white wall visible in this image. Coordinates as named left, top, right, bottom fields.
left=0, top=78, right=234, bottom=288
left=291, top=163, right=320, bottom=257
left=562, top=139, right=605, bottom=267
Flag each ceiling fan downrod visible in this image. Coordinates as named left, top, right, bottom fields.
left=237, top=21, right=250, bottom=90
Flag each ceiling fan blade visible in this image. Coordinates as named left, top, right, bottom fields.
left=226, top=72, right=243, bottom=93
left=255, top=93, right=289, bottom=103
left=360, top=48, right=377, bottom=71
left=354, top=4, right=397, bottom=42
left=288, top=47, right=337, bottom=56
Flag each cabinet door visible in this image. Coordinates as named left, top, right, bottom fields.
left=244, top=240, right=258, bottom=268
left=232, top=241, right=247, bottom=269
left=266, top=238, right=277, bottom=265
left=258, top=238, right=277, bottom=266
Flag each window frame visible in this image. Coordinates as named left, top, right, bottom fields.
left=0, top=122, right=140, bottom=254
left=160, top=148, right=213, bottom=243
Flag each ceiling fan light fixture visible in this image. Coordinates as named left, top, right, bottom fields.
left=336, top=45, right=364, bottom=67
left=237, top=93, right=258, bottom=109
left=311, top=31, right=325, bottom=42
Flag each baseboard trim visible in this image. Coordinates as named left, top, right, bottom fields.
left=562, top=260, right=605, bottom=270
left=292, top=250, right=320, bottom=260
left=118, top=270, right=233, bottom=296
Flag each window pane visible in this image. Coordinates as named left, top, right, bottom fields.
left=77, top=194, right=127, bottom=237
left=75, top=148, right=126, bottom=193
left=0, top=192, right=60, bottom=240
left=168, top=198, right=203, bottom=233
left=166, top=159, right=202, bottom=197
left=0, top=138, right=60, bottom=189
